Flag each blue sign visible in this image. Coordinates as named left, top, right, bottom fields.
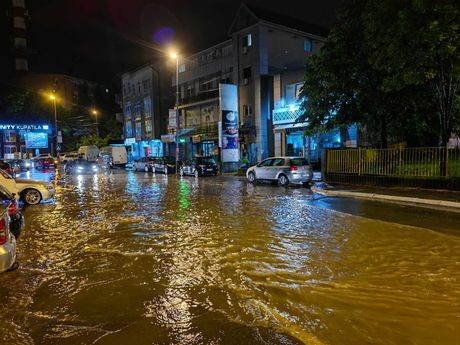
left=25, top=132, right=49, bottom=149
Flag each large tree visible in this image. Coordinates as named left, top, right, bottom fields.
left=300, top=0, right=458, bottom=147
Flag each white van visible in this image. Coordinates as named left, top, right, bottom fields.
left=99, top=146, right=128, bottom=167
left=78, top=145, right=99, bottom=162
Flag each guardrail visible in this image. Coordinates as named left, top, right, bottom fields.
left=327, top=147, right=460, bottom=178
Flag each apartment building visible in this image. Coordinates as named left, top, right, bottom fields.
left=121, top=63, right=173, bottom=158
left=173, top=4, right=329, bottom=170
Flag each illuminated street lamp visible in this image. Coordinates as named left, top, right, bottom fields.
left=92, top=109, right=99, bottom=137
left=170, top=51, right=180, bottom=173
left=48, top=93, right=58, bottom=156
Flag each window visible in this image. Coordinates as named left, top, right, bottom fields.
left=243, top=67, right=252, bottom=79
left=125, top=121, right=132, bottom=137
left=4, top=130, right=16, bottom=142
left=144, top=97, right=152, bottom=117
left=135, top=120, right=142, bottom=138
left=179, top=64, right=185, bottom=73
left=143, top=80, right=150, bottom=93
left=125, top=101, right=132, bottom=119
left=243, top=34, right=252, bottom=47
left=304, top=38, right=312, bottom=52
left=243, top=105, right=253, bottom=116
left=138, top=82, right=141, bottom=95
left=145, top=118, right=152, bottom=136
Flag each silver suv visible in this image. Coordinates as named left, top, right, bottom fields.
left=246, top=157, right=313, bottom=186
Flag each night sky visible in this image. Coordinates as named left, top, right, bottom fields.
left=26, top=0, right=341, bottom=84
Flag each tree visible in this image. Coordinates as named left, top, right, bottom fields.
left=299, top=0, right=458, bottom=147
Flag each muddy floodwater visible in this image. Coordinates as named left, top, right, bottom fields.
left=1, top=170, right=459, bottom=344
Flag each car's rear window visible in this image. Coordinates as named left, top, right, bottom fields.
left=197, top=158, right=215, bottom=165
left=290, top=158, right=309, bottom=166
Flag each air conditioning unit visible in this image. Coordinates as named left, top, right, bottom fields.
left=242, top=78, right=249, bottom=85
left=242, top=46, right=248, bottom=54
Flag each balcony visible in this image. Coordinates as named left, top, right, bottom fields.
left=272, top=103, right=303, bottom=125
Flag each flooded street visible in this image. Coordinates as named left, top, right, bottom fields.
left=1, top=169, right=459, bottom=344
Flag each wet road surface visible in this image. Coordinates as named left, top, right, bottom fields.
left=1, top=169, right=459, bottom=344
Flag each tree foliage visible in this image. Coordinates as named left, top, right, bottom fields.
left=300, top=0, right=459, bottom=147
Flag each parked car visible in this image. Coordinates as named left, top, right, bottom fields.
left=64, top=159, right=99, bottom=175
left=0, top=161, right=17, bottom=176
left=246, top=156, right=313, bottom=186
left=33, top=156, right=58, bottom=169
left=179, top=157, right=218, bottom=177
left=0, top=168, right=56, bottom=205
left=0, top=184, right=24, bottom=240
left=133, top=157, right=156, bottom=172
left=6, top=159, right=30, bottom=171
left=0, top=186, right=18, bottom=273
left=153, top=156, right=176, bottom=174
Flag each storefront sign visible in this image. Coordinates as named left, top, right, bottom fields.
left=124, top=137, right=136, bottom=145
left=25, top=132, right=48, bottom=148
left=0, top=124, right=49, bottom=130
left=161, top=134, right=176, bottom=143
left=219, top=84, right=239, bottom=162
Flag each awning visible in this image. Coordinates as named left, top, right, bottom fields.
left=273, top=123, right=307, bottom=133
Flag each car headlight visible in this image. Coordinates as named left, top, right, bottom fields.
left=77, top=166, right=83, bottom=170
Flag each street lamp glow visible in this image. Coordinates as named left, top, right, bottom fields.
left=49, top=94, right=56, bottom=101
left=92, top=109, right=99, bottom=138
left=170, top=51, right=180, bottom=173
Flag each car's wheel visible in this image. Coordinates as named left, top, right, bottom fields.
left=144, top=165, right=149, bottom=172
left=194, top=169, right=199, bottom=178
left=22, top=188, right=42, bottom=205
left=278, top=174, right=289, bottom=187
left=247, top=171, right=256, bottom=183
left=179, top=167, right=184, bottom=176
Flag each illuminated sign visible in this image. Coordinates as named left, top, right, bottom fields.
left=219, top=83, right=239, bottom=162
left=25, top=132, right=49, bottom=148
left=0, top=124, right=49, bottom=130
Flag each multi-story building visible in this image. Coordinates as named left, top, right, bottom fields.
left=172, top=4, right=334, bottom=170
left=121, top=63, right=173, bottom=159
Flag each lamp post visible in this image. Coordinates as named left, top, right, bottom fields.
left=171, top=52, right=180, bottom=174
left=92, top=109, right=99, bottom=138
left=49, top=93, right=58, bottom=156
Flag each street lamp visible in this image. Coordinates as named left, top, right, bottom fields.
left=171, top=51, right=180, bottom=173
left=92, top=109, right=99, bottom=138
left=49, top=93, right=58, bottom=156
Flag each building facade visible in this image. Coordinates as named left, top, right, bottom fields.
left=121, top=63, right=173, bottom=159
left=171, top=4, right=331, bottom=168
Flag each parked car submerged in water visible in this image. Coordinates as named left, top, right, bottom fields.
left=0, top=185, right=19, bottom=273
left=246, top=156, right=313, bottom=186
left=180, top=157, right=218, bottom=177
left=0, top=169, right=56, bottom=205
left=64, top=159, right=99, bottom=175
left=153, top=156, right=176, bottom=174
left=133, top=157, right=156, bottom=172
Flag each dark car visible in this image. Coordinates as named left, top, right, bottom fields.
left=179, top=157, right=218, bottom=177
left=34, top=157, right=57, bottom=170
left=154, top=156, right=176, bottom=174
left=0, top=184, right=23, bottom=240
left=64, top=159, right=99, bottom=175
left=6, top=159, right=30, bottom=172
left=0, top=161, right=15, bottom=176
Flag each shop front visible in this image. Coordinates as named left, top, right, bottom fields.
left=0, top=123, right=52, bottom=159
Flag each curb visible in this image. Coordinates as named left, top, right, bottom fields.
left=311, top=187, right=460, bottom=210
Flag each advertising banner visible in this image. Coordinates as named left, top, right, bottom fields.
left=219, top=84, right=239, bottom=162
left=168, top=109, right=177, bottom=128
left=25, top=132, right=48, bottom=149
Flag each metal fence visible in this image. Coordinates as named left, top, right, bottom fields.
left=327, top=147, right=460, bottom=178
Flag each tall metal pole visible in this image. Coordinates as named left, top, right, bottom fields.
left=175, top=56, right=179, bottom=174
left=95, top=112, right=99, bottom=138
left=53, top=97, right=58, bottom=156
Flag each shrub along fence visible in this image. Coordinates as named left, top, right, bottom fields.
left=324, top=147, right=460, bottom=190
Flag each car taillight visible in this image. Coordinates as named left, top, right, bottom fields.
left=290, top=165, right=298, bottom=171
left=0, top=218, right=7, bottom=245
left=8, top=201, right=18, bottom=217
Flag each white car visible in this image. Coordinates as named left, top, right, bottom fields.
left=0, top=169, right=56, bottom=205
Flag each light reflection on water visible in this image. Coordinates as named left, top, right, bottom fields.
left=0, top=170, right=459, bottom=344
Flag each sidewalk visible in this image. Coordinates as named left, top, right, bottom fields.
left=311, top=182, right=460, bottom=211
